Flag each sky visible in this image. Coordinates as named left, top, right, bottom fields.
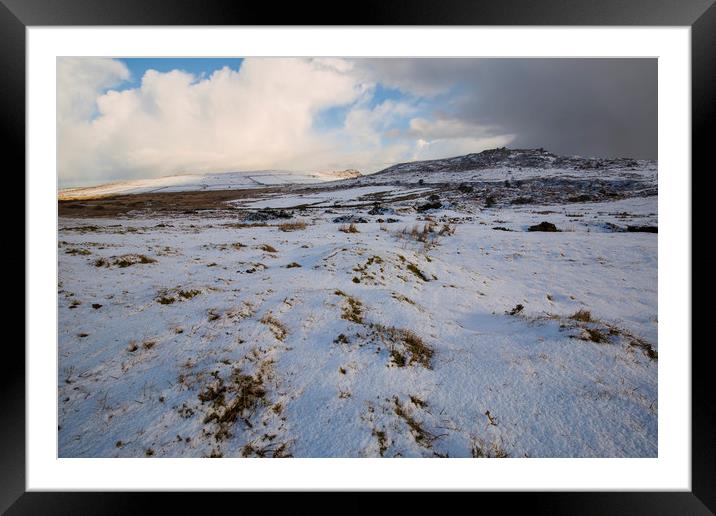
left=57, top=57, right=656, bottom=187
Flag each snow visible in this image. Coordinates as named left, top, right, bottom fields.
left=237, top=186, right=397, bottom=209
left=58, top=184, right=657, bottom=457
left=58, top=170, right=336, bottom=200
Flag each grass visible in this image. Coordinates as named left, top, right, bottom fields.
left=372, top=324, right=434, bottom=368
left=285, top=262, right=302, bottom=268
left=278, top=221, right=307, bottom=232
left=391, top=293, right=416, bottom=305
left=393, top=397, right=435, bottom=447
left=259, top=244, right=278, bottom=253
left=95, top=254, right=156, bottom=268
left=395, top=222, right=455, bottom=250
left=398, top=223, right=435, bottom=244
left=409, top=395, right=427, bottom=409
left=335, top=291, right=364, bottom=324
left=508, top=304, right=524, bottom=315
left=629, top=339, right=658, bottom=360
left=372, top=429, right=389, bottom=457
left=470, top=437, right=509, bottom=458
left=402, top=330, right=434, bottom=368
left=201, top=368, right=268, bottom=440
left=570, top=309, right=593, bottom=322
left=438, top=224, right=455, bottom=236
left=156, top=288, right=201, bottom=305
left=65, top=247, right=91, bottom=255
left=178, top=289, right=201, bottom=300
left=260, top=313, right=288, bottom=340
left=581, top=327, right=609, bottom=344
left=406, top=262, right=430, bottom=282
left=339, top=223, right=360, bottom=233
left=334, top=333, right=349, bottom=345
left=240, top=440, right=292, bottom=458
left=390, top=349, right=406, bottom=367
left=115, top=254, right=156, bottom=267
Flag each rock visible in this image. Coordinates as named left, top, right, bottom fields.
left=568, top=194, right=593, bottom=202
left=243, top=208, right=292, bottom=221
left=416, top=201, right=442, bottom=212
left=511, top=196, right=534, bottom=205
left=332, top=215, right=368, bottom=224
left=368, top=205, right=394, bottom=215
left=528, top=221, right=559, bottom=232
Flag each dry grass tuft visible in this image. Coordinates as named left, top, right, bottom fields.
left=629, top=339, right=658, bottom=360
left=581, top=327, right=609, bottom=344
left=397, top=223, right=436, bottom=244
left=372, top=324, right=434, bottom=368
left=95, top=254, right=156, bottom=268
left=406, top=262, right=430, bottom=282
left=278, top=221, right=307, bottom=232
left=260, top=313, right=288, bottom=340
left=372, top=429, right=389, bottom=457
left=570, top=309, right=593, bottom=322
left=201, top=369, right=268, bottom=440
left=156, top=287, right=201, bottom=305
left=409, top=395, right=427, bottom=409
left=240, top=440, right=292, bottom=458
left=470, top=437, right=509, bottom=458
left=393, top=397, right=435, bottom=447
left=340, top=223, right=360, bottom=233
left=334, top=291, right=364, bottom=324
left=65, top=247, right=92, bottom=256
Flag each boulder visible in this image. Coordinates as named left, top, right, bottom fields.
left=528, top=221, right=559, bottom=232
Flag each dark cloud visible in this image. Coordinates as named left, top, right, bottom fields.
left=363, top=58, right=657, bottom=160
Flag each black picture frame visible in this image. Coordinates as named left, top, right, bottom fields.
left=6, top=0, right=709, bottom=512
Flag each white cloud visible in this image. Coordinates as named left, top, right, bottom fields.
left=57, top=58, right=515, bottom=185
left=58, top=58, right=369, bottom=184
left=57, top=57, right=130, bottom=124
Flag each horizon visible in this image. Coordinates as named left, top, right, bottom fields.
left=57, top=145, right=657, bottom=190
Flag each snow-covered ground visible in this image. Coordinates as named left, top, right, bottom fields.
left=58, top=149, right=657, bottom=458
left=58, top=170, right=353, bottom=200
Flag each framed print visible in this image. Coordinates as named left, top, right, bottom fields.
left=8, top=0, right=710, bottom=511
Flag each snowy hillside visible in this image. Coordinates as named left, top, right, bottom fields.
left=57, top=148, right=658, bottom=458
left=58, top=169, right=358, bottom=201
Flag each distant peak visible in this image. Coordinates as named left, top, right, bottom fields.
left=373, top=147, right=648, bottom=176
left=317, top=169, right=362, bottom=180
